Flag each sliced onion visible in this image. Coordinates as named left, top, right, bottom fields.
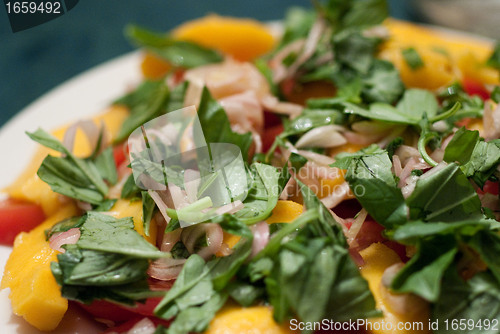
left=250, top=221, right=270, bottom=258
left=215, top=200, right=244, bottom=215
left=269, top=39, right=305, bottom=83
left=483, top=100, right=500, bottom=140
left=160, top=228, right=182, bottom=252
left=219, top=90, right=264, bottom=133
left=296, top=150, right=335, bottom=165
left=392, top=155, right=403, bottom=178
left=345, top=209, right=368, bottom=245
left=343, top=130, right=382, bottom=146
left=76, top=200, right=92, bottom=212
left=148, top=190, right=171, bottom=225
left=319, top=181, right=351, bottom=209
left=261, top=95, right=303, bottom=118
left=181, top=223, right=224, bottom=260
left=168, top=183, right=190, bottom=209
left=126, top=317, right=156, bottom=334
left=62, top=120, right=107, bottom=156
left=49, top=228, right=81, bottom=253
left=148, top=257, right=186, bottom=281
left=307, top=162, right=342, bottom=180
left=295, top=125, right=347, bottom=149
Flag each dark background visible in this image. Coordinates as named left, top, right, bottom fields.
left=0, top=0, right=417, bottom=127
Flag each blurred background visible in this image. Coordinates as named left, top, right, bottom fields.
left=0, top=0, right=495, bottom=127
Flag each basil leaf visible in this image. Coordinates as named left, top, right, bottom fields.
left=406, top=163, right=483, bottom=222
left=114, top=80, right=170, bottom=142
left=391, top=237, right=458, bottom=302
left=142, top=191, right=156, bottom=237
left=197, top=88, right=252, bottom=159
left=343, top=151, right=407, bottom=228
left=77, top=212, right=166, bottom=259
left=94, top=147, right=118, bottom=185
left=487, top=42, right=500, bottom=70
left=443, top=127, right=480, bottom=164
left=234, top=163, right=280, bottom=224
left=126, top=25, right=223, bottom=69
left=433, top=270, right=500, bottom=334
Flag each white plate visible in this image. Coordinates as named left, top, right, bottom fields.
left=0, top=51, right=143, bottom=333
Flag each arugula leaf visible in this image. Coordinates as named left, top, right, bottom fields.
left=433, top=269, right=500, bottom=334
left=126, top=25, right=223, bottom=68
left=406, top=163, right=483, bottom=222
left=234, top=163, right=280, bottom=224
left=226, top=281, right=264, bottom=307
left=197, top=88, right=253, bottom=159
left=402, top=47, right=424, bottom=70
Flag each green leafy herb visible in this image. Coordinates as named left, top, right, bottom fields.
left=126, top=25, right=223, bottom=68
left=234, top=163, right=280, bottom=224
left=486, top=42, right=500, bottom=70
left=27, top=129, right=110, bottom=205
left=402, top=47, right=424, bottom=70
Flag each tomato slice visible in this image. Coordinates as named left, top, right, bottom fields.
left=262, top=124, right=284, bottom=153
left=77, top=297, right=163, bottom=323
left=463, top=78, right=490, bottom=101
left=477, top=180, right=499, bottom=196
left=0, top=199, right=46, bottom=246
left=113, top=143, right=128, bottom=168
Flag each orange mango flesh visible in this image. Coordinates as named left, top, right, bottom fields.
left=380, top=19, right=499, bottom=90
left=206, top=304, right=294, bottom=334
left=108, top=199, right=158, bottom=246
left=1, top=204, right=78, bottom=331
left=360, top=243, right=431, bottom=334
left=5, top=105, right=129, bottom=216
left=172, top=15, right=275, bottom=62
left=219, top=200, right=303, bottom=255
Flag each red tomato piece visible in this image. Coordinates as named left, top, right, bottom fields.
left=478, top=180, right=499, bottom=196
left=77, top=300, right=139, bottom=323
left=463, top=78, right=490, bottom=100
left=113, top=143, right=128, bottom=168
left=0, top=199, right=46, bottom=246
left=262, top=124, right=284, bottom=153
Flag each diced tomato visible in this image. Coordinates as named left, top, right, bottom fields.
left=77, top=300, right=140, bottom=323
left=101, top=316, right=171, bottom=334
left=263, top=110, right=283, bottom=129
left=77, top=297, right=163, bottom=324
left=477, top=180, right=499, bottom=196
left=463, top=78, right=490, bottom=100
left=262, top=124, right=284, bottom=153
left=113, top=143, right=128, bottom=168
left=0, top=199, right=46, bottom=245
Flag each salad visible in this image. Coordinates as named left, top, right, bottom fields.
left=2, top=0, right=500, bottom=333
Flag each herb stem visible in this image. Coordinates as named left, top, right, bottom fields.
left=418, top=132, right=438, bottom=167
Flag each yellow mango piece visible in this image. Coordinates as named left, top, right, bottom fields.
left=108, top=199, right=157, bottom=245
left=5, top=105, right=129, bottom=216
left=359, top=243, right=431, bottom=334
left=380, top=19, right=499, bottom=90
left=205, top=304, right=294, bottom=334
left=141, top=52, right=172, bottom=79
left=266, top=200, right=304, bottom=224
left=2, top=204, right=78, bottom=331
left=218, top=200, right=303, bottom=254
left=172, top=15, right=275, bottom=62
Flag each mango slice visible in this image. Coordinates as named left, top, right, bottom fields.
left=5, top=105, right=129, bottom=216
left=266, top=200, right=304, bottom=224
left=360, top=243, right=431, bottom=334
left=1, top=204, right=78, bottom=331
left=206, top=304, right=294, bottom=334
left=172, top=15, right=275, bottom=62
left=108, top=199, right=158, bottom=245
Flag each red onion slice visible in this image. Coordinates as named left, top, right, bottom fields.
left=148, top=257, right=186, bottom=281
left=250, top=221, right=270, bottom=258
left=49, top=228, right=81, bottom=253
